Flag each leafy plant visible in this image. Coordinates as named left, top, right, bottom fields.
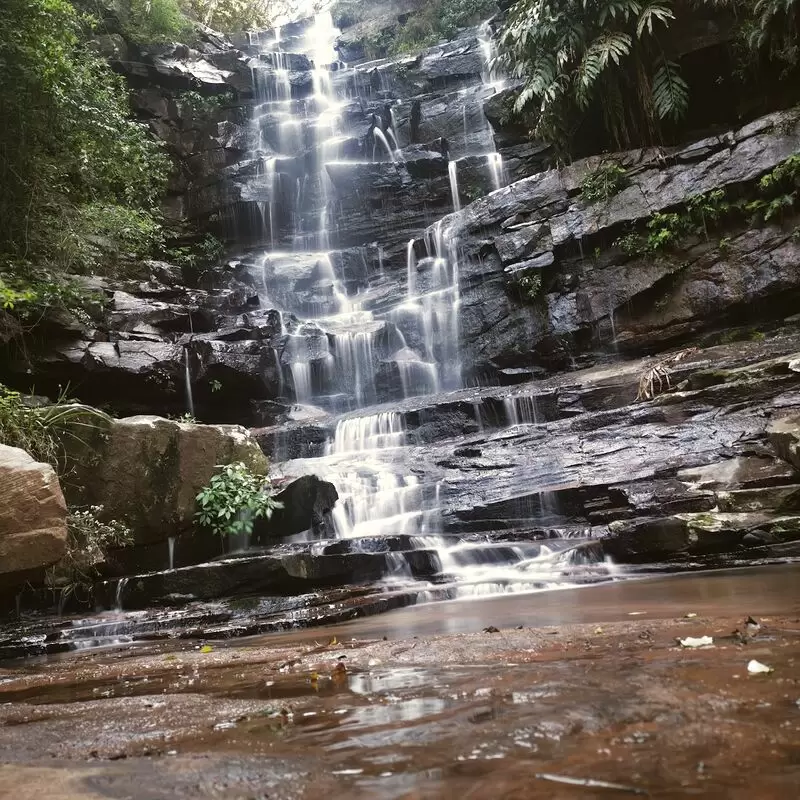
left=46, top=505, right=132, bottom=600
left=0, top=384, right=106, bottom=474
left=513, top=270, right=542, bottom=301
left=747, top=0, right=800, bottom=73
left=388, top=0, right=496, bottom=56
left=210, top=379, right=223, bottom=393
left=195, top=461, right=282, bottom=537
left=581, top=160, right=629, bottom=203
left=178, top=90, right=234, bottom=119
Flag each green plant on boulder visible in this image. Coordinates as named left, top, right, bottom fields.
left=195, top=461, right=282, bottom=537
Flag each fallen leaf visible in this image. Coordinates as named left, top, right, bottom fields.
left=678, top=636, right=714, bottom=648
left=747, top=659, right=773, bottom=675
left=684, top=613, right=698, bottom=619
left=483, top=626, right=500, bottom=633
left=329, top=636, right=338, bottom=646
left=200, top=645, right=213, bottom=653
left=594, top=627, right=604, bottom=634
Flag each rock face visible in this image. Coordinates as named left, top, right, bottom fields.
left=0, top=446, right=67, bottom=588
left=66, top=415, right=267, bottom=547
left=438, top=107, right=800, bottom=378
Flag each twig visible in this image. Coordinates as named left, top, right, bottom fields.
left=534, top=772, right=649, bottom=795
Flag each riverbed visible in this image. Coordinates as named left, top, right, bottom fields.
left=1, top=565, right=798, bottom=798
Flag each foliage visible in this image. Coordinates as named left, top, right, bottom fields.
left=178, top=89, right=234, bottom=119
left=496, top=0, right=799, bottom=152
left=116, top=0, right=193, bottom=43
left=0, top=384, right=106, bottom=473
left=497, top=0, right=689, bottom=150
left=46, top=506, right=132, bottom=598
left=163, top=232, right=225, bottom=270
left=195, top=461, right=282, bottom=537
left=747, top=0, right=800, bottom=72
left=184, top=0, right=309, bottom=32
left=513, top=270, right=542, bottom=301
left=0, top=268, right=105, bottom=327
left=389, top=0, right=496, bottom=56
left=0, top=0, right=170, bottom=297
left=580, top=160, right=629, bottom=203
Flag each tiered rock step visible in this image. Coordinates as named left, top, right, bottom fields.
left=256, top=335, right=800, bottom=459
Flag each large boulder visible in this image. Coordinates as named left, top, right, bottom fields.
left=66, top=415, right=268, bottom=546
left=255, top=474, right=339, bottom=540
left=0, top=445, right=67, bottom=587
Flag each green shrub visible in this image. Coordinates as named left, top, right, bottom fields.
left=512, top=270, right=542, bottom=302
left=390, top=0, right=496, bottom=56
left=46, top=506, right=132, bottom=599
left=195, top=461, right=282, bottom=537
left=118, top=0, right=193, bottom=43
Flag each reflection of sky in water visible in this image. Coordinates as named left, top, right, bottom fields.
left=348, top=668, right=433, bottom=695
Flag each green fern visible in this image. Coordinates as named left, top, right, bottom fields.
left=651, top=60, right=689, bottom=121
left=636, top=1, right=674, bottom=37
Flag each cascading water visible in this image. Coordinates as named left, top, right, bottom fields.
left=238, top=13, right=609, bottom=598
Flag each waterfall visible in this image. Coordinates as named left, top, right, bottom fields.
left=406, top=239, right=416, bottom=297
left=168, top=536, right=176, bottom=571
left=238, top=14, right=595, bottom=602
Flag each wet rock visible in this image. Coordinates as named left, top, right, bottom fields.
left=767, top=413, right=800, bottom=471
left=0, top=445, right=67, bottom=588
left=255, top=475, right=339, bottom=541
left=601, top=511, right=800, bottom=562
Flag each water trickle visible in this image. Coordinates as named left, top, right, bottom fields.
left=448, top=161, right=461, bottom=212
left=372, top=127, right=396, bottom=162
left=183, top=347, right=194, bottom=417
left=487, top=152, right=505, bottom=191
left=504, top=394, right=539, bottom=426
left=331, top=412, right=405, bottom=453
left=168, top=536, right=176, bottom=571
left=114, top=578, right=128, bottom=612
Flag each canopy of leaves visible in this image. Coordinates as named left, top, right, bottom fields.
left=0, top=0, right=170, bottom=282
left=184, top=0, right=310, bottom=32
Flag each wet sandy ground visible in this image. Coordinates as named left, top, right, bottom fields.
left=1, top=566, right=799, bottom=799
